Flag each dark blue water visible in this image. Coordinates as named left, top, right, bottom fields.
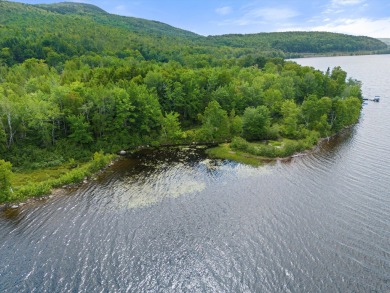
left=1, top=55, right=389, bottom=292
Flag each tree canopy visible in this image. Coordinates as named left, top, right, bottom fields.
left=0, top=1, right=365, bottom=173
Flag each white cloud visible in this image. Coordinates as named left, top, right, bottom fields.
left=316, top=18, right=390, bottom=37
left=217, top=6, right=299, bottom=27
left=331, top=0, right=366, bottom=5
left=283, top=17, right=390, bottom=38
left=324, top=0, right=367, bottom=14
left=216, top=6, right=233, bottom=16
left=246, top=7, right=299, bottom=22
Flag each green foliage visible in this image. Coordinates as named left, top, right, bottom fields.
left=343, top=78, right=363, bottom=99
left=67, top=115, right=94, bottom=145
left=89, top=151, right=111, bottom=173
left=267, top=124, right=281, bottom=140
left=206, top=143, right=262, bottom=166
left=231, top=137, right=251, bottom=152
left=0, top=159, right=13, bottom=202
left=262, top=87, right=284, bottom=116
left=301, top=95, right=332, bottom=136
left=161, top=112, right=183, bottom=143
left=231, top=137, right=273, bottom=157
left=35, top=2, right=108, bottom=15
left=229, top=111, right=243, bottom=137
left=199, top=101, right=230, bottom=141
left=330, top=66, right=347, bottom=95
left=242, top=106, right=271, bottom=141
left=0, top=1, right=386, bottom=69
left=7, top=153, right=115, bottom=202
left=15, top=182, right=52, bottom=199
left=331, top=97, right=362, bottom=131
left=231, top=137, right=310, bottom=159
left=280, top=100, right=300, bottom=138
left=0, top=0, right=366, bottom=201
left=0, top=120, right=6, bottom=151
left=209, top=32, right=387, bottom=54
left=344, top=97, right=362, bottom=124
left=0, top=52, right=362, bottom=171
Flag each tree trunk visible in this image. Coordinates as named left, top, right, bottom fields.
left=6, top=112, right=14, bottom=149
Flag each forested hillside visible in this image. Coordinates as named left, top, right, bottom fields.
left=35, top=2, right=201, bottom=40
left=0, top=1, right=207, bottom=67
left=0, top=1, right=387, bottom=67
left=0, top=1, right=367, bottom=202
left=378, top=38, right=390, bottom=46
left=209, top=32, right=388, bottom=55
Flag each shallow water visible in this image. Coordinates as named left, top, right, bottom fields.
left=1, top=55, right=390, bottom=292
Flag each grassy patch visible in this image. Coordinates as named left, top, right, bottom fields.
left=230, top=136, right=318, bottom=159
left=206, top=144, right=264, bottom=166
left=206, top=132, right=320, bottom=166
left=268, top=140, right=283, bottom=147
left=3, top=152, right=116, bottom=204
left=11, top=165, right=72, bottom=188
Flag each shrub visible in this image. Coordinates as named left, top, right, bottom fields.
left=304, top=130, right=320, bottom=148
left=16, top=182, right=51, bottom=199
left=257, top=144, right=277, bottom=157
left=278, top=140, right=305, bottom=157
left=88, top=151, right=112, bottom=173
left=231, top=137, right=251, bottom=152
left=267, top=124, right=280, bottom=140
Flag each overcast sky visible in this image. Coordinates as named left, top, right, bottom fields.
left=12, top=0, right=390, bottom=37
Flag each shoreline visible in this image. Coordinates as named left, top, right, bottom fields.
left=288, top=51, right=390, bottom=59
left=206, top=126, right=354, bottom=166
left=0, top=155, right=119, bottom=211
left=0, top=128, right=353, bottom=211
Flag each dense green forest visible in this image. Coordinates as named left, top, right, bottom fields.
left=0, top=1, right=388, bottom=67
left=209, top=32, right=388, bottom=55
left=0, top=1, right=369, bottom=202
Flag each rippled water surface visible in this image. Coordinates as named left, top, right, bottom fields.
left=1, top=55, right=390, bottom=292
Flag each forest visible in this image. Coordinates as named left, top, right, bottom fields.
left=0, top=1, right=370, bottom=202
left=209, top=32, right=388, bottom=55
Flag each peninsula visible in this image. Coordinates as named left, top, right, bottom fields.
left=0, top=1, right=383, bottom=204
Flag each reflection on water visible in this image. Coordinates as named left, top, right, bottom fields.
left=88, top=147, right=273, bottom=210
left=1, top=55, right=390, bottom=293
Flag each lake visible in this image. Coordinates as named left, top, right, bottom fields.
left=1, top=55, right=390, bottom=292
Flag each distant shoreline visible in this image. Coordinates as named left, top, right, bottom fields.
left=288, top=50, right=390, bottom=59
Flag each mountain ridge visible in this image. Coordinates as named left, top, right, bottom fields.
left=0, top=0, right=387, bottom=67
left=34, top=2, right=202, bottom=40
left=35, top=2, right=109, bottom=15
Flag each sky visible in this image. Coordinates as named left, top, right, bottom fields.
left=11, top=0, right=390, bottom=38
